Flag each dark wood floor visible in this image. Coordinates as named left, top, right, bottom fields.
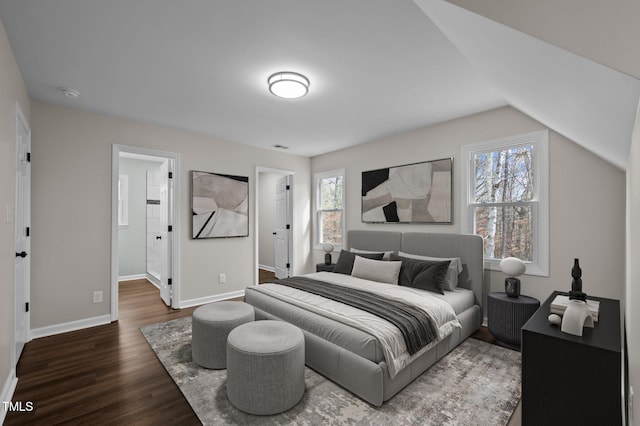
left=258, top=268, right=276, bottom=283
left=6, top=279, right=201, bottom=425
left=7, top=269, right=501, bottom=425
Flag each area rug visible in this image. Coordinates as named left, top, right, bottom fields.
left=141, top=317, right=521, bottom=425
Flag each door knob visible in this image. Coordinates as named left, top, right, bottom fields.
left=16, top=251, right=28, bottom=258
left=156, top=236, right=162, bottom=240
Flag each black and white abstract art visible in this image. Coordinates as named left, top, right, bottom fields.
left=361, top=158, right=452, bottom=223
left=191, top=171, right=249, bottom=238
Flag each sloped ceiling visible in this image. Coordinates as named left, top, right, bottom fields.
left=415, top=0, right=640, bottom=170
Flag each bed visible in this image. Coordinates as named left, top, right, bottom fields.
left=245, top=230, right=484, bottom=406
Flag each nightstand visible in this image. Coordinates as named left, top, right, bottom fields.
left=487, top=292, right=540, bottom=348
left=316, top=263, right=336, bottom=272
left=521, top=291, right=621, bottom=425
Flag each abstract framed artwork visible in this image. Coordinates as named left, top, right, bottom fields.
left=361, top=158, right=453, bottom=224
left=191, top=171, right=249, bottom=238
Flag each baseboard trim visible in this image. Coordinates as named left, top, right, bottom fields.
left=180, top=289, right=246, bottom=309
left=118, top=274, right=147, bottom=281
left=1, top=368, right=18, bottom=423
left=259, top=264, right=275, bottom=272
left=30, top=314, right=112, bottom=339
left=146, top=273, right=161, bottom=289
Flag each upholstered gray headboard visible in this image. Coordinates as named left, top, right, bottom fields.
left=347, top=230, right=484, bottom=307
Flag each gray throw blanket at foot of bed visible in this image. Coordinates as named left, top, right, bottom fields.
left=273, top=276, right=437, bottom=354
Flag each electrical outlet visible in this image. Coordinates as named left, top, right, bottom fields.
left=93, top=291, right=103, bottom=303
left=218, top=273, right=226, bottom=284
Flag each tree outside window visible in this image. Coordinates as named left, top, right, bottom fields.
left=473, top=145, right=534, bottom=261
left=315, top=170, right=344, bottom=247
left=461, top=131, right=549, bottom=276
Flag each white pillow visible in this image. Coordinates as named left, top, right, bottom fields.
left=351, top=256, right=402, bottom=285
left=398, top=251, right=463, bottom=290
left=350, top=247, right=393, bottom=260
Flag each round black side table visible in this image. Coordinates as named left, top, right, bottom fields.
left=487, top=292, right=540, bottom=348
left=315, top=263, right=336, bottom=272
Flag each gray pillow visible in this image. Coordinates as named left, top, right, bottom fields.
left=350, top=247, right=393, bottom=261
left=397, top=251, right=463, bottom=291
left=333, top=250, right=384, bottom=275
left=390, top=253, right=450, bottom=295
left=351, top=256, right=402, bottom=284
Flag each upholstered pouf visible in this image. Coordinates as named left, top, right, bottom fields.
left=226, top=320, right=305, bottom=415
left=191, top=301, right=254, bottom=369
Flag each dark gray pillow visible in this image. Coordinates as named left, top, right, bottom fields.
left=390, top=253, right=451, bottom=295
left=333, top=250, right=385, bottom=275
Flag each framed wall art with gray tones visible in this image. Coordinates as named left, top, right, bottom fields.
left=191, top=170, right=249, bottom=238
left=361, top=158, right=453, bottom=224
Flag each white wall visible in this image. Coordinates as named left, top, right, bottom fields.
left=0, top=16, right=31, bottom=414
left=628, top=103, right=640, bottom=426
left=30, top=101, right=311, bottom=328
left=311, top=106, right=626, bottom=305
left=258, top=172, right=280, bottom=269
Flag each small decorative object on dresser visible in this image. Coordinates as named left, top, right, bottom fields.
left=569, top=258, right=587, bottom=301
left=322, top=242, right=334, bottom=265
left=560, top=299, right=594, bottom=336
left=499, top=257, right=526, bottom=298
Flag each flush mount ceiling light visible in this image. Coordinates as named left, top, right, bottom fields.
left=268, top=72, right=309, bottom=99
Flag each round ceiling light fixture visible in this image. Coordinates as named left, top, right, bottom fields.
left=268, top=72, right=309, bottom=99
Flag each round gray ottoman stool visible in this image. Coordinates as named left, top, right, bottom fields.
left=191, top=301, right=254, bottom=369
left=226, top=320, right=305, bottom=415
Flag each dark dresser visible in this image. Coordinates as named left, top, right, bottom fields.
left=521, top=291, right=622, bottom=425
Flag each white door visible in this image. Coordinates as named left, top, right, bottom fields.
left=158, top=159, right=173, bottom=306
left=274, top=175, right=292, bottom=279
left=15, top=107, right=31, bottom=360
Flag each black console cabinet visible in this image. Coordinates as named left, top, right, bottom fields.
left=521, top=291, right=622, bottom=425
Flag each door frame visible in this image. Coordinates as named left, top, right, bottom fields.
left=111, top=144, right=181, bottom=320
left=255, top=166, right=294, bottom=285
left=14, top=102, right=31, bottom=363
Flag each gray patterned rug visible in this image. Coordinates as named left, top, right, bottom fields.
left=141, top=317, right=521, bottom=425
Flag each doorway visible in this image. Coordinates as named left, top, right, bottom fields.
left=111, top=145, right=181, bottom=321
left=14, top=104, right=31, bottom=362
left=255, top=167, right=294, bottom=285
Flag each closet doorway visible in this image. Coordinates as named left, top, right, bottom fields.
left=255, top=167, right=294, bottom=284
left=111, top=145, right=181, bottom=320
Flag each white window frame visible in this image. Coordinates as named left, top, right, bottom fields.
left=314, top=169, right=345, bottom=250
left=460, top=130, right=549, bottom=276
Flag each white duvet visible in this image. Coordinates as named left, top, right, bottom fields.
left=256, top=272, right=461, bottom=378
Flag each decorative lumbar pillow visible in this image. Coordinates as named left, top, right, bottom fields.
left=350, top=247, right=393, bottom=261
left=333, top=250, right=385, bottom=275
left=351, top=256, right=402, bottom=284
left=390, top=253, right=451, bottom=295
left=397, top=251, right=463, bottom=291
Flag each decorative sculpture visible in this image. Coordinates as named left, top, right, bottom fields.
left=569, top=258, right=587, bottom=301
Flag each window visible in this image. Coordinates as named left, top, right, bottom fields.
left=461, top=130, right=549, bottom=276
left=314, top=169, right=345, bottom=248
